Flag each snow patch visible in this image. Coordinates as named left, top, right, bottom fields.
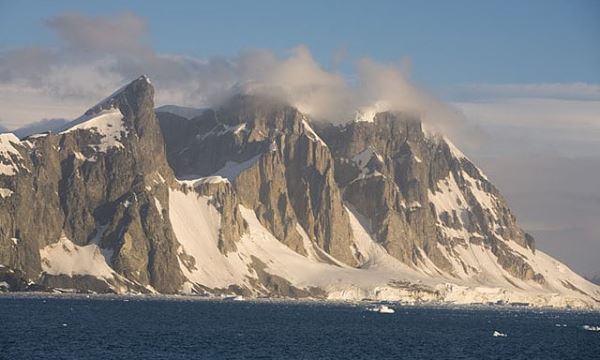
left=168, top=189, right=246, bottom=288
left=40, top=234, right=115, bottom=279
left=0, top=133, right=24, bottom=176
left=444, top=137, right=467, bottom=160
left=61, top=107, right=128, bottom=152
left=351, top=147, right=383, bottom=179
left=0, top=188, right=14, bottom=198
left=462, top=171, right=497, bottom=211
left=213, top=154, right=261, bottom=181
left=301, top=118, right=327, bottom=146
left=154, top=197, right=164, bottom=218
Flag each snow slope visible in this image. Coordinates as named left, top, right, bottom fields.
left=60, top=107, right=127, bottom=152
left=0, top=133, right=24, bottom=176
left=40, top=234, right=115, bottom=280
left=166, top=186, right=600, bottom=308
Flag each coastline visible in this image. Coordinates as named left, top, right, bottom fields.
left=2, top=291, right=598, bottom=313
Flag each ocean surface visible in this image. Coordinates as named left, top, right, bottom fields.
left=0, top=295, right=599, bottom=359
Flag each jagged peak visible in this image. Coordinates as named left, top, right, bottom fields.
left=59, top=75, right=154, bottom=133
left=0, top=132, right=21, bottom=145
left=90, top=75, right=152, bottom=112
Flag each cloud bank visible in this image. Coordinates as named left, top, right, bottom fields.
left=0, top=11, right=476, bottom=144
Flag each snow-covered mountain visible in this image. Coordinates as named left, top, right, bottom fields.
left=1, top=76, right=599, bottom=309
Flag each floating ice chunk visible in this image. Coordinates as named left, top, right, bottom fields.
left=0, top=281, right=9, bottom=290
left=367, top=304, right=395, bottom=314
left=583, top=325, right=600, bottom=332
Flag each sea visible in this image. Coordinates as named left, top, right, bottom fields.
left=0, top=295, right=599, bottom=359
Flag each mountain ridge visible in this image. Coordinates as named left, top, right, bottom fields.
left=1, top=76, right=599, bottom=309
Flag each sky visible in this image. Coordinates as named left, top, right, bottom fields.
left=0, top=0, right=599, bottom=275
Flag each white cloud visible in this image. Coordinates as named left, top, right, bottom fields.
left=0, top=11, right=477, bottom=147
left=451, top=85, right=600, bottom=158
left=454, top=98, right=600, bottom=129
left=451, top=82, right=600, bottom=101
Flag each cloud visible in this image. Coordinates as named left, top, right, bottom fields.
left=455, top=98, right=600, bottom=129
left=451, top=83, right=600, bottom=157
left=354, top=59, right=484, bottom=145
left=451, top=82, right=600, bottom=102
left=47, top=12, right=149, bottom=56
left=0, top=11, right=477, bottom=146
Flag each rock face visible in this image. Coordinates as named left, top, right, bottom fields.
left=317, top=113, right=542, bottom=283
left=160, top=95, right=357, bottom=266
left=0, top=76, right=184, bottom=293
left=1, top=77, right=599, bottom=308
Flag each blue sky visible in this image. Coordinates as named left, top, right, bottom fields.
left=0, top=1, right=599, bottom=275
left=1, top=0, right=599, bottom=88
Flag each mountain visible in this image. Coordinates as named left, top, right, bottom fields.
left=588, top=275, right=600, bottom=286
left=12, top=118, right=70, bottom=139
left=1, top=77, right=599, bottom=308
left=155, top=105, right=206, bottom=120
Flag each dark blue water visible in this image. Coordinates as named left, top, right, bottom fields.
left=0, top=295, right=599, bottom=359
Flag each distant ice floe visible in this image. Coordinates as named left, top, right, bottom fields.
left=367, top=304, right=395, bottom=314
left=582, top=325, right=600, bottom=332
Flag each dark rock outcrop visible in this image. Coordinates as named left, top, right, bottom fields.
left=0, top=76, right=184, bottom=293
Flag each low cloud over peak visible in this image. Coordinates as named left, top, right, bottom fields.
left=0, top=11, right=478, bottom=145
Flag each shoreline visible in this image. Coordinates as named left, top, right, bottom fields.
left=1, top=291, right=598, bottom=313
